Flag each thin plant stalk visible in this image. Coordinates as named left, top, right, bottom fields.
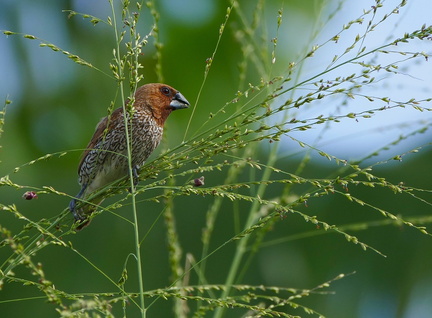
left=109, top=1, right=146, bottom=317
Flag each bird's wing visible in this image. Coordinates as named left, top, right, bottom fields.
left=78, top=107, right=124, bottom=174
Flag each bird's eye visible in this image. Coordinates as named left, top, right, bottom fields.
left=160, top=86, right=171, bottom=96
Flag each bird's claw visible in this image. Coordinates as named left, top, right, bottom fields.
left=69, top=199, right=90, bottom=231
left=133, top=166, right=140, bottom=187
left=69, top=199, right=86, bottom=221
left=128, top=166, right=140, bottom=192
left=69, top=184, right=88, bottom=221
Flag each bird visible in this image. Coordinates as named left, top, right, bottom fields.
left=69, top=83, right=190, bottom=229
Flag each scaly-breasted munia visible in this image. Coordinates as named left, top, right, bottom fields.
left=69, top=83, right=189, bottom=227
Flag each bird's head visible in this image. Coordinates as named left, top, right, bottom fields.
left=134, top=83, right=190, bottom=126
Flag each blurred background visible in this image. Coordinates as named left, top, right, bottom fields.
left=0, top=0, right=431, bottom=317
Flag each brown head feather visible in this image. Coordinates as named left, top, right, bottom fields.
left=135, top=83, right=184, bottom=127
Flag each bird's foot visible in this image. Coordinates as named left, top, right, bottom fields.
left=133, top=166, right=140, bottom=187
left=69, top=185, right=88, bottom=220
left=70, top=201, right=91, bottom=228
left=69, top=198, right=84, bottom=221
left=128, top=166, right=140, bottom=192
left=69, top=198, right=91, bottom=230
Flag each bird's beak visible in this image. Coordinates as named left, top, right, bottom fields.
left=170, top=92, right=190, bottom=110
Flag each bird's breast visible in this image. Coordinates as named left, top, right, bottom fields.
left=78, top=115, right=164, bottom=191
left=130, top=117, right=163, bottom=166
